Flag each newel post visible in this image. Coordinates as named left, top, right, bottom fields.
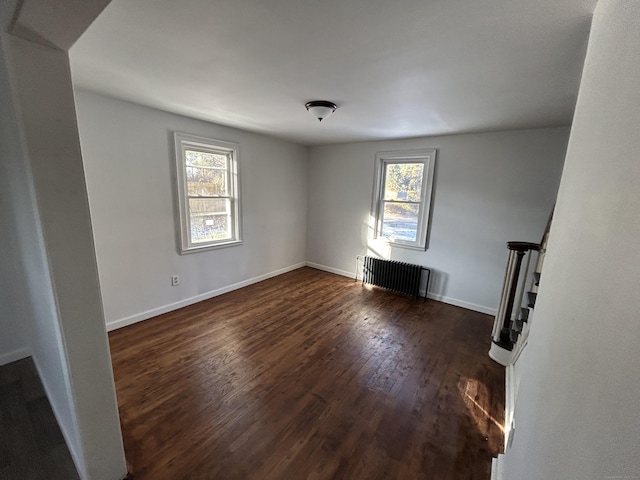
left=492, top=242, right=540, bottom=349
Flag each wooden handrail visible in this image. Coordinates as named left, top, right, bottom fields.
left=493, top=241, right=540, bottom=349
left=507, top=241, right=540, bottom=252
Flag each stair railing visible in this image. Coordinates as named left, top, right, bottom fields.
left=491, top=242, right=540, bottom=349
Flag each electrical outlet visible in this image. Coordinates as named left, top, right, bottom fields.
left=171, top=275, right=180, bottom=286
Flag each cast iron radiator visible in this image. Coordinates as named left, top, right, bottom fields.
left=355, top=256, right=430, bottom=300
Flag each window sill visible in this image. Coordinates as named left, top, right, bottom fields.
left=180, top=239, right=243, bottom=255
left=370, top=237, right=427, bottom=251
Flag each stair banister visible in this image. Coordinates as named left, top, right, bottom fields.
left=492, top=242, right=540, bottom=348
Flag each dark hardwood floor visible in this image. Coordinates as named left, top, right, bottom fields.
left=109, top=267, right=504, bottom=480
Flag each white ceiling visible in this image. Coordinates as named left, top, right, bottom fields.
left=70, top=0, right=598, bottom=146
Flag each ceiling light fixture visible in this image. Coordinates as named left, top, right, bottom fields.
left=305, top=100, right=337, bottom=122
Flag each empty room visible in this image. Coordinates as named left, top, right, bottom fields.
left=2, top=1, right=640, bottom=480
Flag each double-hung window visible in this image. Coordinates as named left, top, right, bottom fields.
left=371, top=149, right=436, bottom=250
left=174, top=132, right=242, bottom=253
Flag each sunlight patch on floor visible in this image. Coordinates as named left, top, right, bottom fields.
left=458, top=377, right=504, bottom=434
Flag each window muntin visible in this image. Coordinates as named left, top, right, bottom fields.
left=175, top=133, right=241, bottom=253
left=372, top=149, right=436, bottom=250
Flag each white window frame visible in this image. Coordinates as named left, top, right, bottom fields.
left=174, top=132, right=242, bottom=254
left=371, top=149, right=436, bottom=251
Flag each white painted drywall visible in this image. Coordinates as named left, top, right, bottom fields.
left=503, top=1, right=640, bottom=478
left=0, top=1, right=30, bottom=365
left=1, top=1, right=83, bottom=471
left=8, top=30, right=127, bottom=480
left=307, top=128, right=568, bottom=313
left=73, top=90, right=308, bottom=329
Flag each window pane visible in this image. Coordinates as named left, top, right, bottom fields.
left=186, top=166, right=227, bottom=196
left=381, top=202, right=419, bottom=242
left=176, top=134, right=241, bottom=252
left=384, top=163, right=424, bottom=202
left=185, top=150, right=227, bottom=169
left=188, top=198, right=231, bottom=243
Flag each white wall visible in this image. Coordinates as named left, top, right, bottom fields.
left=74, top=90, right=309, bottom=329
left=8, top=36, right=127, bottom=480
left=307, top=128, right=568, bottom=314
left=1, top=0, right=82, bottom=467
left=2, top=1, right=128, bottom=476
left=503, top=1, right=640, bottom=478
left=0, top=0, right=31, bottom=365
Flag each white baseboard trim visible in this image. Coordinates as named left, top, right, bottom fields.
left=0, top=347, right=31, bottom=366
left=106, top=262, right=307, bottom=331
left=305, top=262, right=355, bottom=279
left=490, top=365, right=513, bottom=480
left=106, top=261, right=497, bottom=330
left=426, top=292, right=497, bottom=316
left=505, top=363, right=516, bottom=448
left=307, top=262, right=497, bottom=315
left=0, top=350, right=86, bottom=477
left=491, top=454, right=505, bottom=480
left=30, top=353, right=87, bottom=480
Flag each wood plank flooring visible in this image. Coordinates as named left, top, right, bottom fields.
left=109, top=267, right=504, bottom=480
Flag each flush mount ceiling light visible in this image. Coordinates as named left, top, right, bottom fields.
left=305, top=100, right=337, bottom=122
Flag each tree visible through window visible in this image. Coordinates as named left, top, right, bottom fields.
left=381, top=162, right=425, bottom=242
left=372, top=149, right=436, bottom=250
left=175, top=133, right=242, bottom=253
